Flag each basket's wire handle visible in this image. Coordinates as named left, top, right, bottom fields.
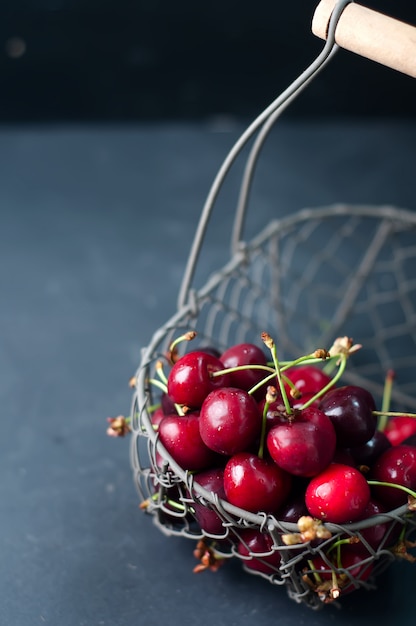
left=177, top=0, right=416, bottom=311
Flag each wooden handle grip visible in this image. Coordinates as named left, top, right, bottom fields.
left=312, top=0, right=416, bottom=78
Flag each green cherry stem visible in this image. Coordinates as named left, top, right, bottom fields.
left=377, top=369, right=395, bottom=432
left=367, top=480, right=416, bottom=503
left=258, top=386, right=278, bottom=459
left=148, top=377, right=168, bottom=394
left=261, top=332, right=293, bottom=416
left=168, top=331, right=197, bottom=356
left=373, top=411, right=416, bottom=420
left=299, top=354, right=347, bottom=410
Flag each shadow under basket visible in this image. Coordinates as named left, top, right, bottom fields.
left=129, top=1, right=416, bottom=611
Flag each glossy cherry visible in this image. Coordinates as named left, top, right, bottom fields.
left=199, top=387, right=262, bottom=456
left=369, top=444, right=416, bottom=509
left=157, top=413, right=219, bottom=471
left=307, top=543, right=373, bottom=597
left=220, top=342, right=270, bottom=399
left=166, top=351, right=231, bottom=408
left=237, top=529, right=281, bottom=575
left=192, top=467, right=227, bottom=535
left=305, top=463, right=371, bottom=523
left=384, top=415, right=416, bottom=446
left=266, top=407, right=337, bottom=477
left=284, top=364, right=332, bottom=402
left=349, top=429, right=392, bottom=467
left=319, top=385, right=377, bottom=448
left=223, top=451, right=291, bottom=513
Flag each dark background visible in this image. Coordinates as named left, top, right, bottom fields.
left=0, top=0, right=415, bottom=123
left=2, top=3, right=416, bottom=626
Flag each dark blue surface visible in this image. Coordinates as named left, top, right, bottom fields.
left=1, top=119, right=416, bottom=625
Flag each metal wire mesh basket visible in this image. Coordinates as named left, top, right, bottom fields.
left=129, top=1, right=416, bottom=610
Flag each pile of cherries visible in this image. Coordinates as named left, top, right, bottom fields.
left=142, top=332, right=416, bottom=603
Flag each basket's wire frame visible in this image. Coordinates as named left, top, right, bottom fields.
left=131, top=0, right=416, bottom=610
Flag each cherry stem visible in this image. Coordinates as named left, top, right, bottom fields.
left=367, top=480, right=416, bottom=501
left=299, top=355, right=347, bottom=410
left=156, top=360, right=168, bottom=385
left=373, top=411, right=416, bottom=419
left=211, top=363, right=275, bottom=379
left=257, top=386, right=279, bottom=459
left=148, top=378, right=168, bottom=394
left=168, top=331, right=197, bottom=356
left=378, top=369, right=395, bottom=432
left=261, top=332, right=293, bottom=416
left=307, top=559, right=324, bottom=584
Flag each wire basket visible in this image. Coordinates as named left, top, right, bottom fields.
left=129, top=1, right=416, bottom=610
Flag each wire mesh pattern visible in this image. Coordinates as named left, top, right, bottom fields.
left=130, top=204, right=416, bottom=609
left=129, top=0, right=416, bottom=611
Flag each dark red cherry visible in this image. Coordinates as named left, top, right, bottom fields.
left=223, top=452, right=291, bottom=513
left=237, top=529, right=281, bottom=575
left=266, top=407, right=336, bottom=477
left=349, top=429, right=392, bottom=467
left=167, top=351, right=231, bottom=408
left=199, top=387, right=262, bottom=455
left=307, top=544, right=373, bottom=596
left=157, top=413, right=219, bottom=471
left=220, top=342, right=270, bottom=399
left=369, top=444, right=416, bottom=509
left=319, top=385, right=377, bottom=448
left=305, top=463, right=371, bottom=523
left=192, top=467, right=227, bottom=535
left=356, top=498, right=390, bottom=549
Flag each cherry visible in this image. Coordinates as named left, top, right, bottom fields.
left=319, top=385, right=377, bottom=448
left=369, top=444, right=416, bottom=509
left=237, top=529, right=281, bottom=575
left=166, top=351, right=231, bottom=408
left=306, top=543, right=373, bottom=598
left=305, top=463, right=371, bottom=523
left=220, top=342, right=270, bottom=399
left=157, top=413, right=219, bottom=471
left=276, top=491, right=309, bottom=522
left=266, top=407, right=337, bottom=477
left=384, top=415, right=416, bottom=446
left=349, top=429, right=392, bottom=468
left=161, top=391, right=176, bottom=415
left=284, top=364, right=332, bottom=401
left=356, top=498, right=390, bottom=550
left=192, top=467, right=227, bottom=536
left=199, top=387, right=262, bottom=456
left=223, top=451, right=291, bottom=513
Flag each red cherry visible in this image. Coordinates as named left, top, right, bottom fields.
left=384, top=416, right=416, bottom=446
left=305, top=463, right=371, bottom=523
left=369, top=444, right=416, bottom=509
left=266, top=407, right=337, bottom=477
left=199, top=387, right=262, bottom=456
left=167, top=351, right=231, bottom=408
left=237, top=529, right=281, bottom=575
left=284, top=364, right=332, bottom=400
left=223, top=452, right=291, bottom=513
left=158, top=413, right=219, bottom=471
left=220, top=342, right=269, bottom=399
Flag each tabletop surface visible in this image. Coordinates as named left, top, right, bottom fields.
left=1, top=118, right=416, bottom=626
